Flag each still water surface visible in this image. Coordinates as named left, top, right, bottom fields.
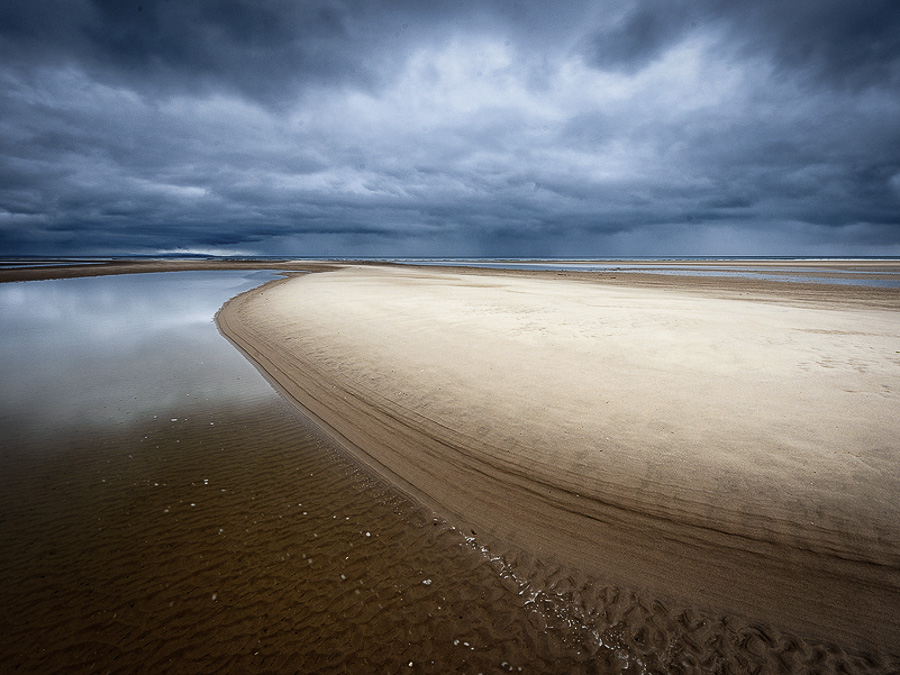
left=0, top=271, right=277, bottom=441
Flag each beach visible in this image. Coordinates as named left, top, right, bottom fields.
left=2, top=259, right=899, bottom=671
left=4, top=267, right=626, bottom=674
left=218, top=262, right=900, bottom=658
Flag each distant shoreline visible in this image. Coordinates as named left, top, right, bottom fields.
left=3, top=255, right=900, bottom=288
left=0, top=258, right=337, bottom=283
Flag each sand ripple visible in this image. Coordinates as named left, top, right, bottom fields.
left=2, top=398, right=896, bottom=672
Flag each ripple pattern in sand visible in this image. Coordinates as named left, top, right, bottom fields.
left=0, top=400, right=613, bottom=673
left=1, top=398, right=896, bottom=673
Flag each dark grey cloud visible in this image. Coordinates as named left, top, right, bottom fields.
left=585, top=0, right=900, bottom=89
left=2, top=0, right=369, bottom=105
left=1, top=0, right=898, bottom=256
left=718, top=0, right=900, bottom=91
left=0, top=0, right=585, bottom=106
left=585, top=2, right=695, bottom=74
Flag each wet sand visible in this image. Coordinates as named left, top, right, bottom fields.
left=218, top=263, right=900, bottom=661
left=3, top=399, right=625, bottom=673
left=0, top=258, right=338, bottom=284
left=9, top=405, right=886, bottom=675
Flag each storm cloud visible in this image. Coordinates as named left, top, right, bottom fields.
left=1, top=0, right=899, bottom=256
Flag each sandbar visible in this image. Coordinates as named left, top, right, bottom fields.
left=218, top=263, right=900, bottom=655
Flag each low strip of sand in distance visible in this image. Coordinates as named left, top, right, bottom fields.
left=218, top=263, right=900, bottom=657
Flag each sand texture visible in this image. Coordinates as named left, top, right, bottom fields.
left=217, top=264, right=900, bottom=657
left=5, top=400, right=633, bottom=674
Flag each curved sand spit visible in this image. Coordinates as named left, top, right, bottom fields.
left=218, top=264, right=900, bottom=655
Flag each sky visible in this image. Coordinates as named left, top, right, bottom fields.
left=1, top=0, right=899, bottom=257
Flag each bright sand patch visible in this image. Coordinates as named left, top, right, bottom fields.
left=218, top=264, right=900, bottom=655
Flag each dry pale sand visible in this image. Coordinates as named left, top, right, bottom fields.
left=218, top=264, right=900, bottom=656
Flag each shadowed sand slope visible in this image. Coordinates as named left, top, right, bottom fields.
left=218, top=265, right=900, bottom=656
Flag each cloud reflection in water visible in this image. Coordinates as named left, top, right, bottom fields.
left=0, top=271, right=280, bottom=444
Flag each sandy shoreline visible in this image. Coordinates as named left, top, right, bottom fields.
left=0, top=258, right=339, bottom=283
left=7, top=266, right=657, bottom=673
left=218, top=263, right=900, bottom=656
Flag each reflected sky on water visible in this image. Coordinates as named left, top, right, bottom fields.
left=0, top=271, right=281, bottom=443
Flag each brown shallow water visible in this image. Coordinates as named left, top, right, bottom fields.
left=0, top=400, right=603, bottom=673
left=4, top=399, right=893, bottom=674
left=0, top=270, right=896, bottom=673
